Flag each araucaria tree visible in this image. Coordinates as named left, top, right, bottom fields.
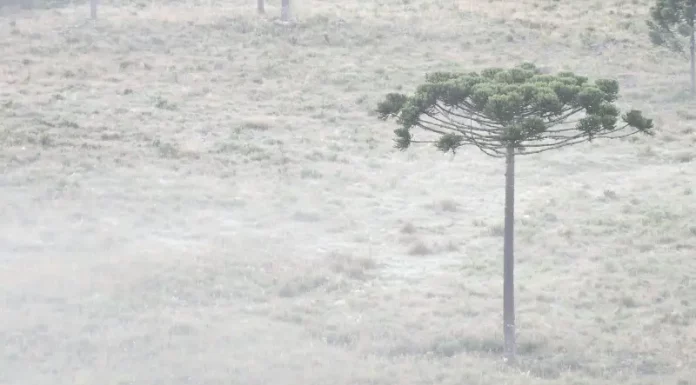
left=376, top=63, right=653, bottom=363
left=646, top=0, right=696, bottom=95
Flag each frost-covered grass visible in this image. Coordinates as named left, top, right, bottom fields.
left=0, top=0, right=695, bottom=384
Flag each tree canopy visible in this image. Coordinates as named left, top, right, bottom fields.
left=646, top=0, right=696, bottom=54
left=376, top=63, right=654, bottom=158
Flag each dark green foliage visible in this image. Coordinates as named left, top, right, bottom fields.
left=376, top=63, right=653, bottom=157
left=646, top=0, right=696, bottom=54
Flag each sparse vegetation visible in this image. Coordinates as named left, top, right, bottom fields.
left=0, top=1, right=694, bottom=385
left=408, top=240, right=434, bottom=256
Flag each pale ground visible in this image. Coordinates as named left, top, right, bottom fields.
left=0, top=0, right=695, bottom=384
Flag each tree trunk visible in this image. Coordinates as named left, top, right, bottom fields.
left=257, top=0, right=264, bottom=14
left=690, top=21, right=695, bottom=96
left=503, top=144, right=516, bottom=363
left=281, top=0, right=290, bottom=21
left=90, top=0, right=97, bottom=19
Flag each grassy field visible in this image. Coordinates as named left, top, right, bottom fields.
left=1, top=0, right=695, bottom=384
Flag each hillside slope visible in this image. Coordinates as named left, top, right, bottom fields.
left=1, top=1, right=695, bottom=384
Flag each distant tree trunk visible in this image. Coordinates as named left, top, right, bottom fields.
left=281, top=0, right=290, bottom=21
left=257, top=0, right=264, bottom=14
left=503, top=144, right=516, bottom=363
left=90, top=0, right=97, bottom=19
left=690, top=23, right=695, bottom=96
